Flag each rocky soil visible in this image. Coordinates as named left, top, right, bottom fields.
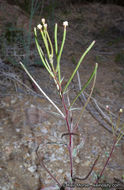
left=0, top=1, right=124, bottom=190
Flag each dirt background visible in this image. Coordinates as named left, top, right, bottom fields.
left=0, top=0, right=124, bottom=190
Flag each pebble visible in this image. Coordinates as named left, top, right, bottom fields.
left=11, top=99, right=16, bottom=104
left=41, top=127, right=48, bottom=134
left=16, top=128, right=21, bottom=133
left=58, top=169, right=63, bottom=173
left=75, top=157, right=80, bottom=164
left=82, top=160, right=91, bottom=166
left=91, top=146, right=98, bottom=155
left=58, top=147, right=64, bottom=153
left=31, top=151, right=37, bottom=162
left=28, top=165, right=37, bottom=173
left=51, top=153, right=56, bottom=161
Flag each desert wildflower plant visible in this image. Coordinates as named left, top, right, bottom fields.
left=20, top=19, right=124, bottom=190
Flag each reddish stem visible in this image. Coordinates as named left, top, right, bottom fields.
left=55, top=77, right=74, bottom=180
left=90, top=139, right=117, bottom=190
left=36, top=150, right=61, bottom=188
left=61, top=92, right=73, bottom=178
left=73, top=155, right=100, bottom=181
left=67, top=144, right=73, bottom=178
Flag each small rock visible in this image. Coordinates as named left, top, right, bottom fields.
left=75, top=157, right=80, bottom=164
left=41, top=127, right=48, bottom=134
left=16, top=128, right=21, bottom=133
left=58, top=169, right=63, bottom=173
left=82, top=160, right=91, bottom=166
left=28, top=165, right=37, bottom=173
left=11, top=99, right=16, bottom=104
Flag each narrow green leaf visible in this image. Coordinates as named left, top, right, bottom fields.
left=73, top=63, right=98, bottom=132
left=46, top=30, right=53, bottom=57
left=63, top=41, right=95, bottom=93
left=40, top=28, right=50, bottom=58
left=116, top=124, right=124, bottom=145
left=69, top=63, right=98, bottom=109
left=34, top=28, right=54, bottom=78
left=45, top=30, right=55, bottom=72
left=56, top=27, right=67, bottom=82
left=54, top=23, right=58, bottom=56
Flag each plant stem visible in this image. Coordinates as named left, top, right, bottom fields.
left=90, top=139, right=117, bottom=190
left=61, top=93, right=73, bottom=178
left=68, top=144, right=73, bottom=178
left=73, top=155, right=100, bottom=181
left=36, top=150, right=61, bottom=188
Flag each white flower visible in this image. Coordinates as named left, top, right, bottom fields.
left=41, top=18, right=45, bottom=25
left=119, top=108, right=123, bottom=113
left=106, top=105, right=109, bottom=109
left=44, top=23, right=47, bottom=29
left=37, top=24, right=42, bottom=30
left=63, top=21, right=68, bottom=27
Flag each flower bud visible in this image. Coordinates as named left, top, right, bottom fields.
left=106, top=105, right=109, bottom=110
left=119, top=108, right=123, bottom=113
left=44, top=23, right=47, bottom=30
left=63, top=21, right=68, bottom=29
left=37, top=24, right=42, bottom=30
left=41, top=18, right=45, bottom=25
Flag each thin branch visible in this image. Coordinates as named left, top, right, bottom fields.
left=75, top=71, right=124, bottom=139
left=36, top=148, right=61, bottom=188
left=61, top=133, right=79, bottom=138
left=90, top=140, right=117, bottom=190
left=73, top=65, right=97, bottom=132
left=72, top=155, right=100, bottom=181
left=20, top=62, right=65, bottom=118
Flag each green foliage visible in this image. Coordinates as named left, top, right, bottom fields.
left=20, top=18, right=124, bottom=190
left=20, top=20, right=98, bottom=188
left=69, top=63, right=98, bottom=109
left=21, top=18, right=97, bottom=123
left=63, top=41, right=96, bottom=93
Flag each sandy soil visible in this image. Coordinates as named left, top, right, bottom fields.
left=0, top=1, right=124, bottom=190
